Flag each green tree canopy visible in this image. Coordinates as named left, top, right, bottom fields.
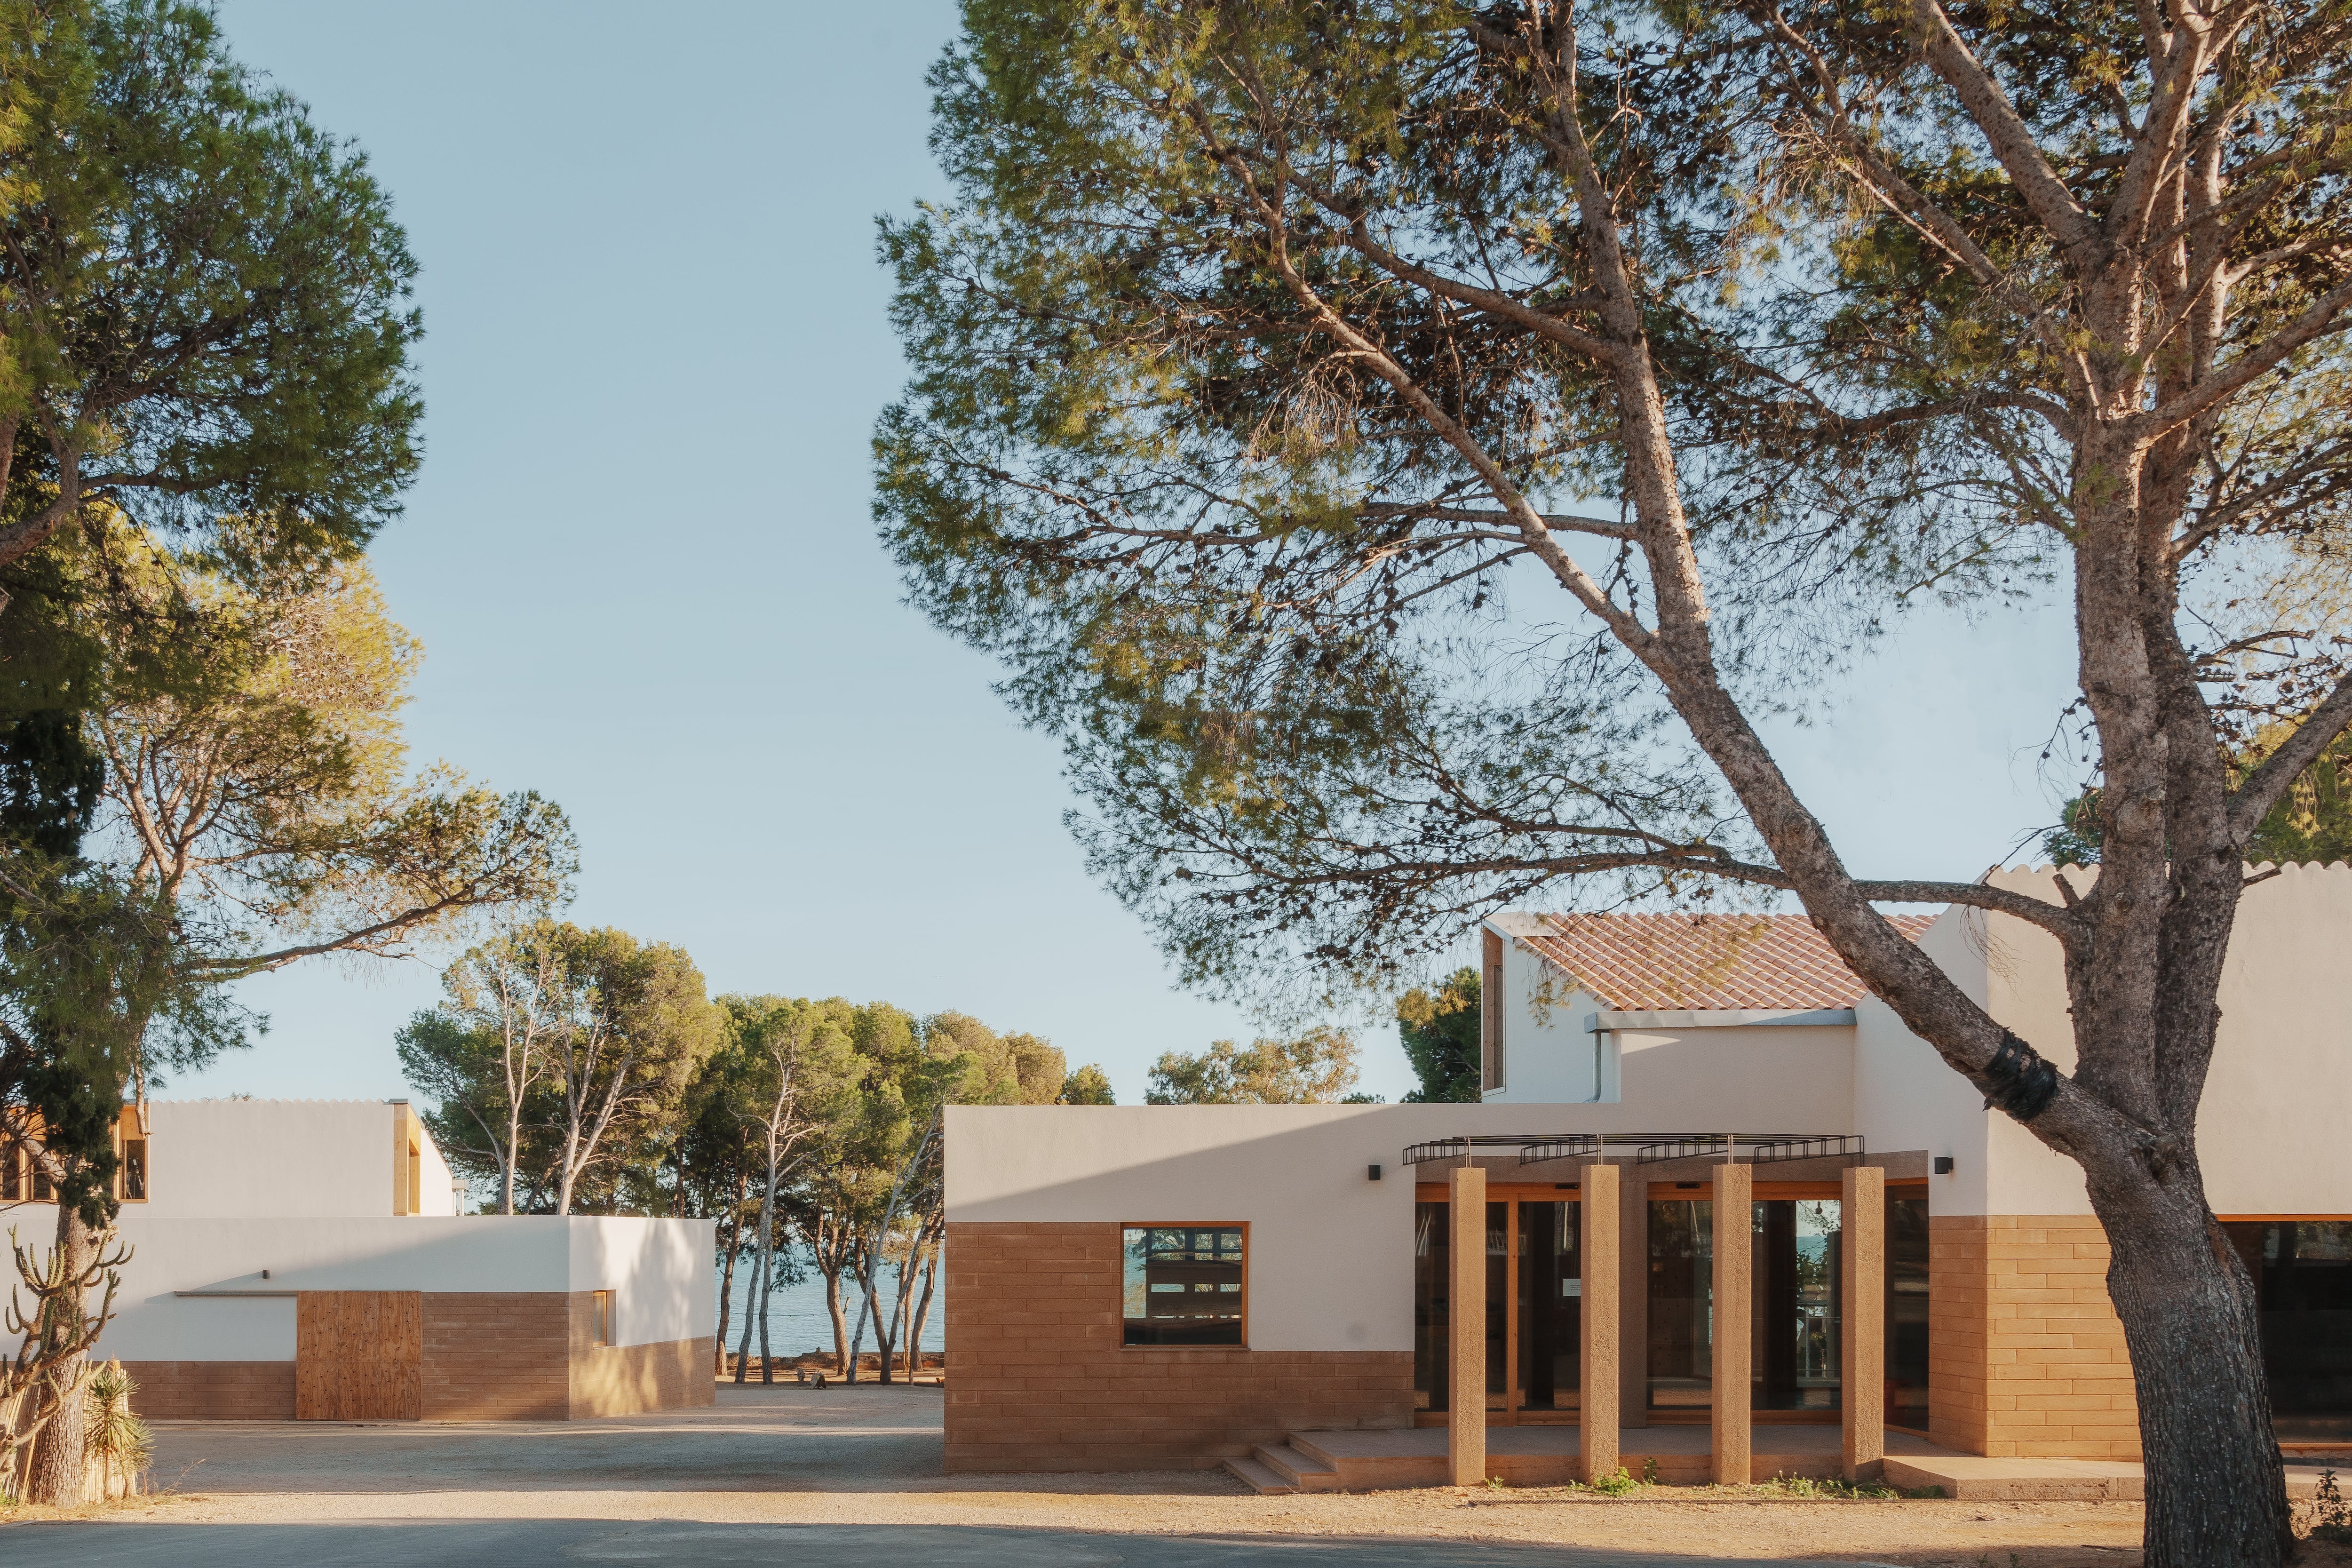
left=1058, top=1062, right=1115, bottom=1104
left=1396, top=967, right=1480, bottom=1104
left=0, top=0, right=422, bottom=585
left=1145, top=1027, right=1360, bottom=1104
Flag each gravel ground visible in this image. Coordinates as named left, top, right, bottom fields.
left=5, top=1383, right=2342, bottom=1567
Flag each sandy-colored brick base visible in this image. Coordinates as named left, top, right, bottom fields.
left=1930, top=1215, right=2140, bottom=1461
left=128, top=1294, right=712, bottom=1421
left=569, top=1290, right=713, bottom=1416
left=423, top=1291, right=570, bottom=1419
left=118, top=1361, right=296, bottom=1419
left=945, top=1221, right=1412, bottom=1472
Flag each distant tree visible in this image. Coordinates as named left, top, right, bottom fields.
left=1058, top=1063, right=1115, bottom=1104
left=1145, top=1027, right=1360, bottom=1104
left=2241, top=732, right=2352, bottom=867
left=720, top=995, right=854, bottom=1384
left=1397, top=968, right=1481, bottom=1104
left=1001, top=1032, right=1067, bottom=1104
left=530, top=925, right=719, bottom=1217
left=397, top=932, right=572, bottom=1215
left=0, top=0, right=422, bottom=588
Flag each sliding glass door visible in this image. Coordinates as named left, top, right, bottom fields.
left=1412, top=1186, right=1582, bottom=1422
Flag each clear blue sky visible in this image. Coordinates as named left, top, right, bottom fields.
left=174, top=0, right=2083, bottom=1109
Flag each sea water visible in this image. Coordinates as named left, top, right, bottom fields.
left=710, top=1249, right=944, bottom=1357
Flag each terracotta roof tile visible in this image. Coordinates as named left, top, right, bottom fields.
left=1513, top=912, right=1937, bottom=1011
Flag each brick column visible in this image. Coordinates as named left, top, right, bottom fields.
left=1578, top=1162, right=1620, bottom=1484
left=1711, top=1160, right=1751, bottom=1485
left=1448, top=1164, right=1486, bottom=1486
left=1842, top=1166, right=1886, bottom=1481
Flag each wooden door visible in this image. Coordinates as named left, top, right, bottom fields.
left=295, top=1291, right=422, bottom=1420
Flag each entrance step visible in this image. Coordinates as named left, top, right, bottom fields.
left=1220, top=1454, right=1294, bottom=1495
left=1253, top=1441, right=1342, bottom=1491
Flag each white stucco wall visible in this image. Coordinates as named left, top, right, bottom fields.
left=947, top=1098, right=1889, bottom=1355
left=101, top=1215, right=712, bottom=1360
left=1479, top=941, right=1617, bottom=1102
left=419, top=1131, right=457, bottom=1217
left=132, top=1100, right=399, bottom=1218
left=1955, top=862, right=2352, bottom=1218
left=567, top=1217, right=715, bottom=1347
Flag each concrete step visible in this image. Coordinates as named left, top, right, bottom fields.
left=1253, top=1441, right=1342, bottom=1491
left=1221, top=1454, right=1294, bottom=1495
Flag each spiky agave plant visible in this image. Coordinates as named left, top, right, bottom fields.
left=81, top=1360, right=150, bottom=1499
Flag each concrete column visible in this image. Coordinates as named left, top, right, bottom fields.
left=1711, top=1161, right=1752, bottom=1485
left=1578, top=1163, right=1621, bottom=1483
left=1842, top=1165, right=1886, bottom=1482
left=1448, top=1165, right=1486, bottom=1486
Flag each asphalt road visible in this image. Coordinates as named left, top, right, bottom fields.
left=9, top=1519, right=1897, bottom=1567
left=3, top=1386, right=1927, bottom=1567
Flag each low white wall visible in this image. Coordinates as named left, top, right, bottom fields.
left=101, top=1216, right=710, bottom=1360
left=567, top=1218, right=714, bottom=1347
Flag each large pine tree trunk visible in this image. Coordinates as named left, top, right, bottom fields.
left=25, top=1208, right=93, bottom=1506
left=2091, top=1163, right=2291, bottom=1563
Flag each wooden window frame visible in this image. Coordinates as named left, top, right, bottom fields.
left=1481, top=929, right=1505, bottom=1093
left=590, top=1289, right=615, bottom=1346
left=1119, top=1220, right=1249, bottom=1350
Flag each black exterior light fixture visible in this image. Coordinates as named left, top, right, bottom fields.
left=1367, top=1163, right=1383, bottom=1181
left=1934, top=1156, right=1955, bottom=1174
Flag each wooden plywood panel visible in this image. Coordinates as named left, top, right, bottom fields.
left=296, top=1291, right=423, bottom=1420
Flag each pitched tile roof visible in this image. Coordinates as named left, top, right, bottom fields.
left=1513, top=912, right=1937, bottom=1011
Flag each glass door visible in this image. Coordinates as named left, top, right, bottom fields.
left=1413, top=1186, right=1582, bottom=1423
left=1645, top=1185, right=1847, bottom=1418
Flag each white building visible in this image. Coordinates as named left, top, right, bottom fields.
left=942, top=865, right=2352, bottom=1482
left=2, top=1098, right=714, bottom=1421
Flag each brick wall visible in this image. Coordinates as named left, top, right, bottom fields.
left=945, top=1221, right=1413, bottom=1472
left=119, top=1361, right=295, bottom=1420
left=122, top=1297, right=719, bottom=1423
left=1930, top=1214, right=2140, bottom=1460
left=421, top=1292, right=572, bottom=1420
left=566, top=1291, right=713, bottom=1416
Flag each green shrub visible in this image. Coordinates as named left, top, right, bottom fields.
left=1590, top=1466, right=1642, bottom=1497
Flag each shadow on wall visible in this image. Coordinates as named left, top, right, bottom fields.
left=2, top=1520, right=1835, bottom=1567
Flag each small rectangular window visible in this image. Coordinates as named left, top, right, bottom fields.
left=120, top=1139, right=147, bottom=1202
left=31, top=1160, right=52, bottom=1202
left=1, top=1147, right=19, bottom=1202
left=1122, top=1225, right=1245, bottom=1347
left=1481, top=929, right=1505, bottom=1091
left=591, top=1289, right=614, bottom=1346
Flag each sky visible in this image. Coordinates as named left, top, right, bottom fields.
left=174, top=0, right=2084, bottom=1110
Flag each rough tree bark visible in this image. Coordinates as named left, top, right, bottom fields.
left=24, top=1207, right=95, bottom=1506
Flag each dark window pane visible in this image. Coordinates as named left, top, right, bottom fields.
left=1887, top=1193, right=1931, bottom=1430
left=2226, top=1220, right=2352, bottom=1441
left=122, top=1139, right=147, bottom=1202
left=1123, top=1225, right=1245, bottom=1346
left=1414, top=1202, right=1448, bottom=1411
left=1754, top=1198, right=1842, bottom=1411
left=1518, top=1200, right=1581, bottom=1412
left=1648, top=1198, right=1713, bottom=1409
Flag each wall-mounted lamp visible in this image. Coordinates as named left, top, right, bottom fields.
left=1933, top=1156, right=1955, bottom=1175
left=1367, top=1163, right=1383, bottom=1181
